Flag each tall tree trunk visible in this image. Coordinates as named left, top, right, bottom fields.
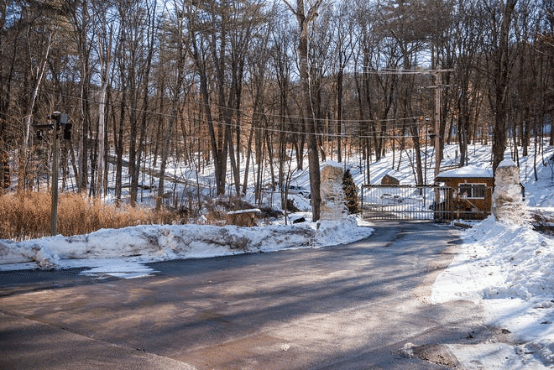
left=284, top=0, right=323, bottom=221
left=491, top=0, right=518, bottom=172
left=0, top=10, right=16, bottom=190
left=133, top=1, right=158, bottom=206
left=96, top=29, right=111, bottom=198
left=156, top=110, right=177, bottom=211
left=128, top=73, right=138, bottom=205
left=336, top=68, right=343, bottom=163
left=115, top=89, right=126, bottom=204
left=20, top=33, right=52, bottom=192
left=242, top=123, right=255, bottom=195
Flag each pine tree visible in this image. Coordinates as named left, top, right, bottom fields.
left=342, top=169, right=360, bottom=214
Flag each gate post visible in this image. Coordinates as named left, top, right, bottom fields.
left=361, top=185, right=365, bottom=219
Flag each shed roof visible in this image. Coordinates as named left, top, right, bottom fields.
left=435, top=165, right=493, bottom=180
left=382, top=172, right=401, bottom=181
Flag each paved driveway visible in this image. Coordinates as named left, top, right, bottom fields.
left=0, top=221, right=489, bottom=369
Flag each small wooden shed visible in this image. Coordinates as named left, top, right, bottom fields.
left=434, top=166, right=494, bottom=220
left=381, top=172, right=401, bottom=186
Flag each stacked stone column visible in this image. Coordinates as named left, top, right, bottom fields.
left=492, top=156, right=526, bottom=224
left=320, top=164, right=348, bottom=221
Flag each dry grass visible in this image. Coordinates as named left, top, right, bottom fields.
left=0, top=191, right=176, bottom=240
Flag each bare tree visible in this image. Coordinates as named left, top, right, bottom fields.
left=132, top=0, right=159, bottom=205
left=1, top=0, right=553, bottom=222
left=95, top=12, right=113, bottom=198
left=154, top=0, right=189, bottom=211
left=483, top=0, right=519, bottom=172
left=444, top=0, right=486, bottom=166
left=283, top=0, right=324, bottom=221
left=331, top=1, right=355, bottom=163
left=242, top=4, right=275, bottom=196
left=268, top=16, right=297, bottom=205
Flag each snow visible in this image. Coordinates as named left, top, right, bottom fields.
left=432, top=216, right=554, bottom=369
left=323, top=160, right=342, bottom=168
left=0, top=217, right=374, bottom=278
left=226, top=208, right=261, bottom=214
left=1, top=141, right=554, bottom=368
left=436, top=165, right=493, bottom=179
left=429, top=143, right=554, bottom=369
left=499, top=156, right=517, bottom=168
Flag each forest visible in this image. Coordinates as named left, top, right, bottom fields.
left=0, top=0, right=553, bottom=221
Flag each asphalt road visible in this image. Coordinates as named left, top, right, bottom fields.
left=0, top=221, right=491, bottom=369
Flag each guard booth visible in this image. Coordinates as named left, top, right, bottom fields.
left=433, top=166, right=494, bottom=221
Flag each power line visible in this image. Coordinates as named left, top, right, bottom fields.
left=361, top=68, right=454, bottom=75
left=11, top=82, right=430, bottom=128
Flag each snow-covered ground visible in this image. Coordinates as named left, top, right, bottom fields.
left=427, top=144, right=554, bottom=369
left=1, top=142, right=554, bottom=368
left=433, top=216, right=554, bottom=369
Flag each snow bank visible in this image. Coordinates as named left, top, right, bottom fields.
left=462, top=217, right=554, bottom=300
left=432, top=216, right=554, bottom=367
left=0, top=217, right=373, bottom=272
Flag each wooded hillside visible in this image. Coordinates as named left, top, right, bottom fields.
left=1, top=0, right=552, bottom=216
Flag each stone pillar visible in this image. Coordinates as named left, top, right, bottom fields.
left=320, top=163, right=348, bottom=221
left=492, top=155, right=524, bottom=222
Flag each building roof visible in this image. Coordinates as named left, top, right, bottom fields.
left=435, top=165, right=493, bottom=179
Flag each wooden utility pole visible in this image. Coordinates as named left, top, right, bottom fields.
left=45, top=112, right=69, bottom=236
left=51, top=115, right=59, bottom=236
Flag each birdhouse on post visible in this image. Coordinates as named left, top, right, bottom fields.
left=34, top=112, right=71, bottom=236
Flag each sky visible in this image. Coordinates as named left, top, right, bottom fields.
left=1, top=141, right=554, bottom=369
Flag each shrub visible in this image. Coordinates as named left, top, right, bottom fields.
left=342, top=169, right=360, bottom=214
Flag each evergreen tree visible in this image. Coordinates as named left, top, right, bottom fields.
left=342, top=169, right=360, bottom=214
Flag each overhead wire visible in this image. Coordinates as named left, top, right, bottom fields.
left=6, top=75, right=433, bottom=142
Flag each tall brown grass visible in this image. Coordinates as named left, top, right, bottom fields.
left=0, top=191, right=175, bottom=240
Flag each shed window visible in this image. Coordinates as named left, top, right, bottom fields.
left=458, top=183, right=487, bottom=199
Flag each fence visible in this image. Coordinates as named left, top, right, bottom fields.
left=360, top=184, right=492, bottom=221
